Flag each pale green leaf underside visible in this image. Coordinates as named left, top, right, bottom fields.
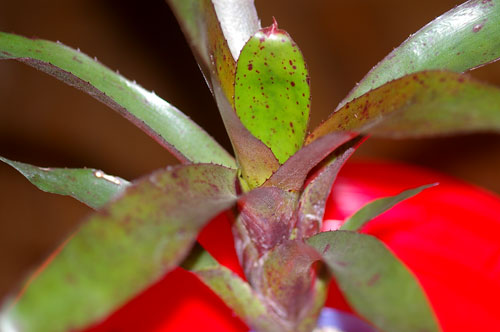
left=0, top=156, right=129, bottom=210
left=235, top=25, right=311, bottom=164
left=340, top=183, right=436, bottom=231
left=339, top=0, right=500, bottom=109
left=0, top=32, right=236, bottom=168
left=308, top=231, right=441, bottom=332
left=1, top=164, right=237, bottom=332
left=309, top=71, right=500, bottom=141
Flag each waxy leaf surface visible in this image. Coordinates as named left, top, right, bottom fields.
left=309, top=71, right=500, bottom=141
left=308, top=231, right=441, bottom=332
left=339, top=0, right=500, bottom=108
left=235, top=23, right=311, bottom=164
left=183, top=244, right=285, bottom=332
left=0, top=156, right=129, bottom=210
left=0, top=32, right=235, bottom=168
left=168, top=0, right=279, bottom=189
left=1, top=164, right=238, bottom=332
left=340, top=184, right=436, bottom=231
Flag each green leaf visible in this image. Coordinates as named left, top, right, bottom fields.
left=339, top=0, right=500, bottom=109
left=168, top=0, right=279, bottom=189
left=235, top=22, right=311, bottom=164
left=308, top=71, right=500, bottom=141
left=0, top=156, right=129, bottom=210
left=182, top=244, right=285, bottom=332
left=0, top=164, right=238, bottom=332
left=340, top=183, right=437, bottom=231
left=0, top=32, right=236, bottom=168
left=308, top=231, right=441, bottom=332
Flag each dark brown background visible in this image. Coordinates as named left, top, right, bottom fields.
left=1, top=0, right=499, bottom=301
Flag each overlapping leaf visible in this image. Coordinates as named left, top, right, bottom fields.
left=0, top=164, right=237, bottom=332
left=308, top=231, right=441, bottom=332
left=308, top=71, right=500, bottom=141
left=340, top=183, right=436, bottom=231
left=265, top=132, right=355, bottom=191
left=235, top=22, right=311, bottom=164
left=168, top=0, right=279, bottom=189
left=339, top=0, right=500, bottom=109
left=0, top=156, right=129, bottom=209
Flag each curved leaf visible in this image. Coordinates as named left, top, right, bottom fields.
left=168, top=0, right=279, bottom=189
left=235, top=22, right=311, bottom=164
left=183, top=244, right=285, bottom=332
left=0, top=156, right=129, bottom=210
left=340, top=183, right=437, bottom=231
left=0, top=164, right=237, bottom=332
left=0, top=32, right=235, bottom=168
left=339, top=0, right=500, bottom=109
left=308, top=71, right=500, bottom=141
left=307, top=231, right=441, bottom=332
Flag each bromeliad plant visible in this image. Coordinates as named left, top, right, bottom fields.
left=1, top=0, right=500, bottom=331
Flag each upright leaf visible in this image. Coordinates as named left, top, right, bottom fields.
left=0, top=32, right=235, bottom=168
left=308, top=231, right=441, bottom=332
left=0, top=156, right=129, bottom=209
left=340, top=183, right=437, bottom=231
left=235, top=21, right=311, bottom=163
left=296, top=139, right=361, bottom=238
left=308, top=71, right=500, bottom=141
left=339, top=0, right=500, bottom=109
left=0, top=164, right=237, bottom=332
left=168, top=0, right=279, bottom=189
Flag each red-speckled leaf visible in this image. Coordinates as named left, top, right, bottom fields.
left=307, top=231, right=441, bottom=332
left=259, top=240, right=321, bottom=332
left=338, top=0, right=500, bottom=109
left=168, top=0, right=279, bottom=189
left=0, top=164, right=237, bottom=332
left=235, top=22, right=311, bottom=164
left=0, top=156, right=129, bottom=210
left=296, top=140, right=361, bottom=238
left=264, top=132, right=356, bottom=191
left=182, top=244, right=286, bottom=332
left=308, top=71, right=500, bottom=141
left=0, top=32, right=235, bottom=168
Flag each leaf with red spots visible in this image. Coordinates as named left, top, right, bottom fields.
left=0, top=32, right=235, bottom=168
left=308, top=231, right=441, bottom=332
left=235, top=21, right=311, bottom=164
left=1, top=164, right=238, bottom=332
left=0, top=156, right=129, bottom=210
left=338, top=0, right=500, bottom=109
left=308, top=70, right=500, bottom=141
left=168, top=0, right=279, bottom=189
